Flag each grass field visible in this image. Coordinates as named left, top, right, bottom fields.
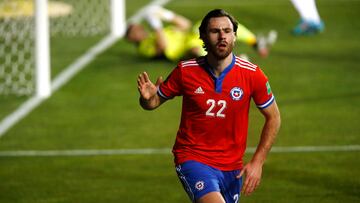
left=0, top=0, right=360, bottom=202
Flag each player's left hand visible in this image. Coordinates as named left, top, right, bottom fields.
left=237, top=160, right=263, bottom=196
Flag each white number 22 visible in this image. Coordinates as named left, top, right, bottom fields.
left=206, top=99, right=226, bottom=118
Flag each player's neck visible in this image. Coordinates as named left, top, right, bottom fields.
left=206, top=53, right=234, bottom=77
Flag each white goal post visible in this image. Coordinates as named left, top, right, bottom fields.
left=35, top=0, right=51, bottom=98
left=0, top=0, right=126, bottom=97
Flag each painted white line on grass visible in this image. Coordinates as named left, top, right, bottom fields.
left=51, top=35, right=118, bottom=93
left=0, top=145, right=359, bottom=157
left=0, top=0, right=171, bottom=138
left=0, top=148, right=171, bottom=157
left=0, top=97, right=43, bottom=136
left=0, top=35, right=118, bottom=138
left=251, top=145, right=360, bottom=153
left=280, top=145, right=360, bottom=152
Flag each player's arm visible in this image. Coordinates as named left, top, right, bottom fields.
left=152, top=12, right=191, bottom=55
left=137, top=72, right=166, bottom=110
left=144, top=6, right=192, bottom=56
left=252, top=100, right=281, bottom=167
left=170, top=14, right=191, bottom=31
left=239, top=101, right=281, bottom=196
left=148, top=5, right=191, bottom=31
left=154, top=29, right=167, bottom=56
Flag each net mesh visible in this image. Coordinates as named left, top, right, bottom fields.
left=0, top=1, right=35, bottom=95
left=0, top=0, right=110, bottom=96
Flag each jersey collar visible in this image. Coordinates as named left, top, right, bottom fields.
left=204, top=53, right=236, bottom=93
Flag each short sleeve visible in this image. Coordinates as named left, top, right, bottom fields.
left=157, top=65, right=182, bottom=99
left=252, top=67, right=275, bottom=109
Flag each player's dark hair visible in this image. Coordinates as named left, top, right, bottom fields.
left=199, top=9, right=238, bottom=37
left=125, top=24, right=135, bottom=39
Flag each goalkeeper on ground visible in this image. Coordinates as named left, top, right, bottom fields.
left=125, top=6, right=276, bottom=61
left=125, top=5, right=203, bottom=61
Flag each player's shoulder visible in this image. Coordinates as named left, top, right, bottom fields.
left=234, top=56, right=259, bottom=73
left=178, top=56, right=206, bottom=69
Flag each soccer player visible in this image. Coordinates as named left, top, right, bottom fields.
left=290, top=0, right=325, bottom=35
left=126, top=6, right=276, bottom=61
left=125, top=6, right=205, bottom=62
left=137, top=9, right=281, bottom=203
left=235, top=23, right=277, bottom=58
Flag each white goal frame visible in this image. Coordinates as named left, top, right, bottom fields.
left=34, top=0, right=126, bottom=98
left=35, top=0, right=51, bottom=98
left=0, top=0, right=170, bottom=137
left=0, top=0, right=126, bottom=97
left=0, top=0, right=127, bottom=136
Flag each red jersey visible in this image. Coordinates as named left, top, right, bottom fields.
left=158, top=55, right=274, bottom=171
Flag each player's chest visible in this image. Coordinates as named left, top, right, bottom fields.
left=182, top=72, right=251, bottom=114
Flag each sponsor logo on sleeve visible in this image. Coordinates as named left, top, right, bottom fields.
left=266, top=82, right=272, bottom=95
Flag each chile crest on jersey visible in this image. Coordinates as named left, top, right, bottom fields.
left=230, top=87, right=243, bottom=101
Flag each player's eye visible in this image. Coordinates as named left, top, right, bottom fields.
left=209, top=28, right=220, bottom=33
left=224, top=28, right=233, bottom=33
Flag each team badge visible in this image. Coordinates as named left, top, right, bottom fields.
left=195, top=181, right=205, bottom=191
left=266, top=82, right=272, bottom=95
left=230, top=87, right=243, bottom=100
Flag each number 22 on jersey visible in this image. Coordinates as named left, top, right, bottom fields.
left=205, top=99, right=226, bottom=118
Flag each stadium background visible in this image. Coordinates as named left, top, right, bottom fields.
left=0, top=0, right=359, bottom=202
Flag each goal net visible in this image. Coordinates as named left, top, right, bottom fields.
left=0, top=0, right=124, bottom=96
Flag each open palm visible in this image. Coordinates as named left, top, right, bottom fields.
left=137, top=72, right=162, bottom=100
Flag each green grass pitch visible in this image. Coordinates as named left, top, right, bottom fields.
left=0, top=0, right=359, bottom=202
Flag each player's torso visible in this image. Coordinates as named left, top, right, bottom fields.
left=178, top=57, right=254, bottom=146
left=180, top=58, right=252, bottom=123
left=172, top=56, right=260, bottom=169
left=172, top=57, right=257, bottom=169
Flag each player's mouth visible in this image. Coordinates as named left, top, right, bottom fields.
left=217, top=41, right=227, bottom=50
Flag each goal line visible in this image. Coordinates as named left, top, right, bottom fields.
left=0, top=145, right=359, bottom=157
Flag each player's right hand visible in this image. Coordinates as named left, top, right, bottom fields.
left=137, top=72, right=163, bottom=100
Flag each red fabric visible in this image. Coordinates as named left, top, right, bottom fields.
left=158, top=56, right=273, bottom=170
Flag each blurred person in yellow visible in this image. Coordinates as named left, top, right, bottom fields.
left=125, top=5, right=205, bottom=62
left=125, top=5, right=277, bottom=61
left=235, top=23, right=277, bottom=58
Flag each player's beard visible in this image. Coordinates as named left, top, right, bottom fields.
left=206, top=40, right=234, bottom=60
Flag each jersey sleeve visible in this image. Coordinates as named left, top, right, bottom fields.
left=252, top=67, right=275, bottom=109
left=157, top=64, right=183, bottom=100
